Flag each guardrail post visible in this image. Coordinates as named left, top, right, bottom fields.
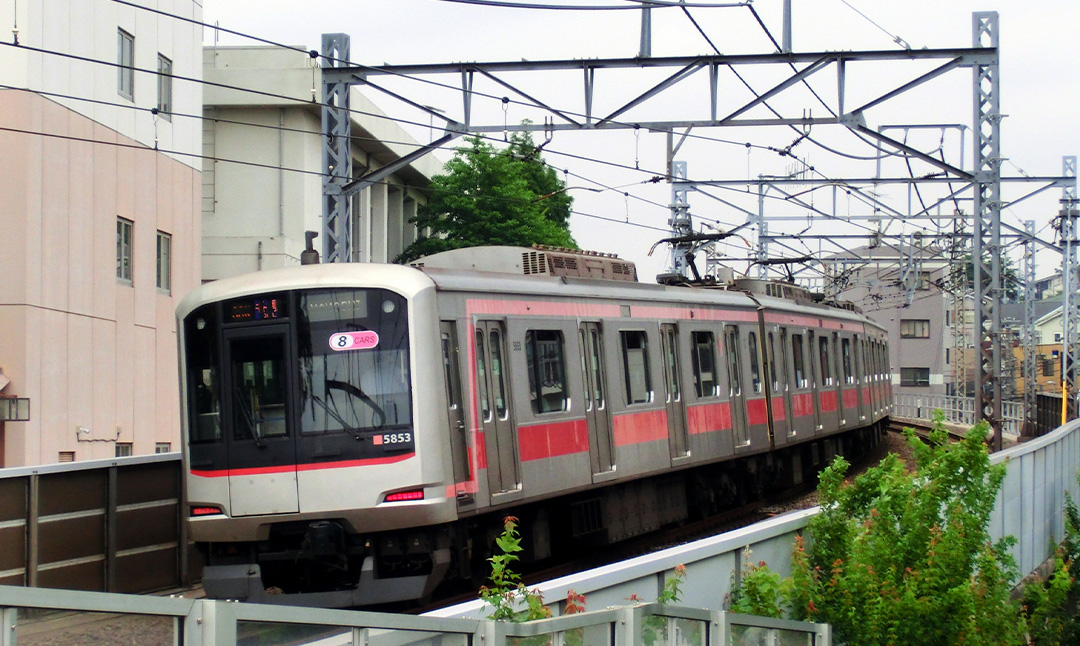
left=27, top=474, right=38, bottom=588
left=106, top=466, right=118, bottom=592
left=709, top=610, right=725, bottom=646
left=614, top=605, right=639, bottom=646
left=1, top=607, right=15, bottom=646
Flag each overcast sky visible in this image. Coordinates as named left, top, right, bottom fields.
left=202, top=0, right=1080, bottom=285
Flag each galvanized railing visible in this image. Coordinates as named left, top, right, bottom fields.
left=0, top=584, right=829, bottom=646
left=892, top=393, right=1024, bottom=436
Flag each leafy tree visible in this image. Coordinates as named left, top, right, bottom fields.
left=396, top=131, right=576, bottom=263
left=731, top=413, right=1025, bottom=646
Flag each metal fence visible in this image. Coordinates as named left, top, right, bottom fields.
left=0, top=453, right=190, bottom=594
left=0, top=584, right=830, bottom=646
left=434, top=417, right=1080, bottom=621
left=892, top=393, right=1024, bottom=436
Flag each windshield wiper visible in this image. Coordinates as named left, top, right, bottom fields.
left=311, top=394, right=364, bottom=440
left=325, top=379, right=387, bottom=429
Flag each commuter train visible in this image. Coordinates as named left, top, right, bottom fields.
left=177, top=246, right=892, bottom=607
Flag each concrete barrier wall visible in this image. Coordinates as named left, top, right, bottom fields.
left=432, top=418, right=1080, bottom=620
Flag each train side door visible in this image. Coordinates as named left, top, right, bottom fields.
left=474, top=321, right=520, bottom=495
left=808, top=331, right=824, bottom=433
left=767, top=326, right=792, bottom=441
left=660, top=323, right=690, bottom=459
left=579, top=322, right=615, bottom=475
left=222, top=325, right=299, bottom=516
left=440, top=323, right=472, bottom=497
left=724, top=325, right=749, bottom=447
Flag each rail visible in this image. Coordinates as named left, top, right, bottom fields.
left=0, top=584, right=830, bottom=646
left=892, top=393, right=1024, bottom=436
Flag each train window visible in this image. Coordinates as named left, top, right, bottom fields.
left=767, top=331, right=779, bottom=392
left=691, top=331, right=717, bottom=397
left=184, top=305, right=221, bottom=443
left=842, top=338, right=854, bottom=385
left=662, top=327, right=680, bottom=402
left=818, top=336, right=832, bottom=386
left=792, top=333, right=806, bottom=389
left=475, top=331, right=492, bottom=422
left=620, top=330, right=652, bottom=404
left=297, top=289, right=412, bottom=435
left=490, top=330, right=509, bottom=419
left=579, top=330, right=592, bottom=411
left=230, top=340, right=288, bottom=440
left=441, top=334, right=459, bottom=410
left=526, top=330, right=567, bottom=414
left=748, top=332, right=762, bottom=394
left=590, top=329, right=606, bottom=409
left=724, top=326, right=742, bottom=397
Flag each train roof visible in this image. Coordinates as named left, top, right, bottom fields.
left=175, top=249, right=884, bottom=334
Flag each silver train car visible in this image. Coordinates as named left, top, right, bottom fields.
left=176, top=246, right=892, bottom=607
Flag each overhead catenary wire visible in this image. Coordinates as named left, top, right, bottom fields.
left=23, top=0, right=1049, bottom=284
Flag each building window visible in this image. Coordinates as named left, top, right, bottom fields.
left=1044, top=358, right=1056, bottom=377
left=525, top=330, right=567, bottom=414
left=900, top=367, right=931, bottom=387
left=1055, top=333, right=1062, bottom=342
left=156, top=231, right=172, bottom=293
left=900, top=319, right=931, bottom=338
left=155, top=442, right=172, bottom=453
left=115, top=443, right=133, bottom=457
left=118, top=29, right=134, bottom=100
left=157, top=54, right=172, bottom=118
left=117, top=217, right=133, bottom=282
left=946, top=348, right=951, bottom=365
left=58, top=451, right=75, bottom=463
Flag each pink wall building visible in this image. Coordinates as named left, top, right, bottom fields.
left=0, top=0, right=202, bottom=466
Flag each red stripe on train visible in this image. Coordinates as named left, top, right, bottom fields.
left=771, top=397, right=786, bottom=422
left=843, top=388, right=859, bottom=410
left=820, top=390, right=838, bottom=413
left=747, top=398, right=769, bottom=426
left=613, top=409, right=669, bottom=446
left=687, top=401, right=732, bottom=434
left=792, top=393, right=815, bottom=418
left=519, top=419, right=590, bottom=461
left=190, top=452, right=416, bottom=478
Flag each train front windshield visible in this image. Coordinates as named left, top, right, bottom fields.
left=183, top=288, right=413, bottom=476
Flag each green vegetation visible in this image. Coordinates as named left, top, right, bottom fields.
left=396, top=130, right=577, bottom=263
left=730, top=413, right=1025, bottom=646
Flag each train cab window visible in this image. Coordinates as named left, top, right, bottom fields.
left=230, top=342, right=288, bottom=440
left=841, top=338, right=854, bottom=385
left=297, top=289, right=412, bottom=435
left=691, top=331, right=718, bottom=397
left=526, top=330, right=568, bottom=414
left=475, top=331, right=492, bottom=421
left=792, top=333, right=807, bottom=389
left=185, top=305, right=221, bottom=442
left=620, top=330, right=652, bottom=404
left=724, top=326, right=742, bottom=397
left=441, top=334, right=460, bottom=410
left=818, top=336, right=833, bottom=386
left=748, top=332, right=762, bottom=394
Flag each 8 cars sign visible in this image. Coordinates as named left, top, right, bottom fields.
left=328, top=331, right=380, bottom=352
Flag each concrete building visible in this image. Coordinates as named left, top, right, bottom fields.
left=823, top=245, right=958, bottom=397
left=201, top=46, right=440, bottom=280
left=0, top=0, right=202, bottom=466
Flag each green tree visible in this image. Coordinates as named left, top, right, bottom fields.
left=396, top=132, right=576, bottom=263
left=952, top=253, right=1021, bottom=301
left=731, top=413, right=1025, bottom=646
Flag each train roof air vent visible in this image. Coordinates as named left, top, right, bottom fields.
left=415, top=246, right=637, bottom=282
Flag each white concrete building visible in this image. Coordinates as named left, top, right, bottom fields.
left=201, top=46, right=440, bottom=279
left=0, top=0, right=202, bottom=466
